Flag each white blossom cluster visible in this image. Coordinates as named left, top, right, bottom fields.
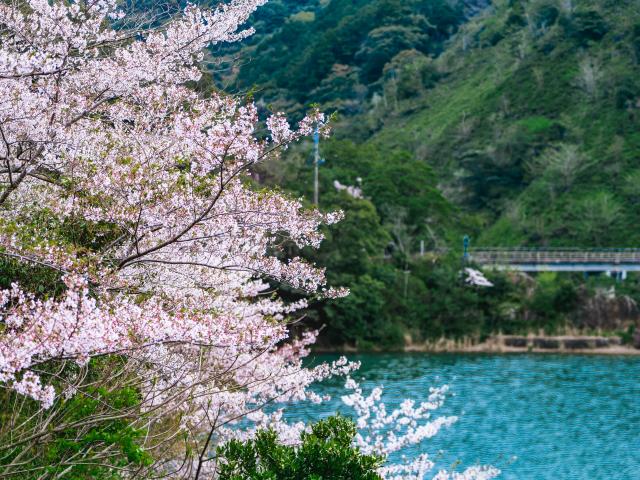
left=342, top=378, right=501, bottom=480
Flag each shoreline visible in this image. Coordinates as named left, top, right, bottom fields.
left=314, top=334, right=640, bottom=356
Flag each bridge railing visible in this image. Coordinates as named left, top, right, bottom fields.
left=469, top=248, right=640, bottom=264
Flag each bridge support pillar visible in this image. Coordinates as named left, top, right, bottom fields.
left=615, top=271, right=628, bottom=282
left=608, top=271, right=627, bottom=282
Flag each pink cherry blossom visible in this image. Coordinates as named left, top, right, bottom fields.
left=0, top=2, right=499, bottom=478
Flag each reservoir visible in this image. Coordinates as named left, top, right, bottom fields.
left=289, top=354, right=640, bottom=480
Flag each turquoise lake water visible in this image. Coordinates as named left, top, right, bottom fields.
left=287, top=354, right=640, bottom=479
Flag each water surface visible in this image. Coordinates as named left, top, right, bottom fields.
left=288, top=354, right=640, bottom=479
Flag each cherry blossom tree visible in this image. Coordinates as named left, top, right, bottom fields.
left=0, top=1, right=499, bottom=478
left=0, top=0, right=351, bottom=475
left=342, top=378, right=500, bottom=480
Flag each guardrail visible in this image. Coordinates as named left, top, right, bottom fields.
left=469, top=248, right=640, bottom=265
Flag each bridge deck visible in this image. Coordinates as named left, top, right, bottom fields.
left=469, top=248, right=640, bottom=272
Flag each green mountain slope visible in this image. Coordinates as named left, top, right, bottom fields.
left=228, top=0, right=475, bottom=113
left=367, top=0, right=640, bottom=247
left=230, top=0, right=640, bottom=349
left=232, top=0, right=640, bottom=248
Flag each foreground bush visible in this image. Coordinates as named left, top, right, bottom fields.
left=217, top=416, right=383, bottom=480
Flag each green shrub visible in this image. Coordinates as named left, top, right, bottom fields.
left=562, top=10, right=608, bottom=43
left=632, top=24, right=640, bottom=63
left=533, top=4, right=560, bottom=29
left=516, top=116, right=565, bottom=139
left=0, top=363, right=152, bottom=479
left=217, top=416, right=383, bottom=480
left=383, top=50, right=440, bottom=100
left=506, top=12, right=527, bottom=27
left=526, top=272, right=578, bottom=332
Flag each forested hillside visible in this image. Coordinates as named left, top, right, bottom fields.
left=369, top=0, right=640, bottom=249
left=222, top=0, right=489, bottom=113
left=226, top=0, right=640, bottom=350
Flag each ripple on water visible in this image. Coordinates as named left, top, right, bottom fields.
left=288, top=354, right=640, bottom=480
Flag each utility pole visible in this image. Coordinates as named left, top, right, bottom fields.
left=463, top=235, right=470, bottom=263
left=313, top=124, right=320, bottom=206
left=403, top=268, right=410, bottom=299
left=462, top=235, right=470, bottom=284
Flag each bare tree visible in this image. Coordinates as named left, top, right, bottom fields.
left=575, top=56, right=604, bottom=100
left=574, top=192, right=623, bottom=245
left=527, top=144, right=594, bottom=193
left=560, top=0, right=574, bottom=15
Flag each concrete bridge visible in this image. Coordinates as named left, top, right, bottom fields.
left=468, top=248, right=640, bottom=275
